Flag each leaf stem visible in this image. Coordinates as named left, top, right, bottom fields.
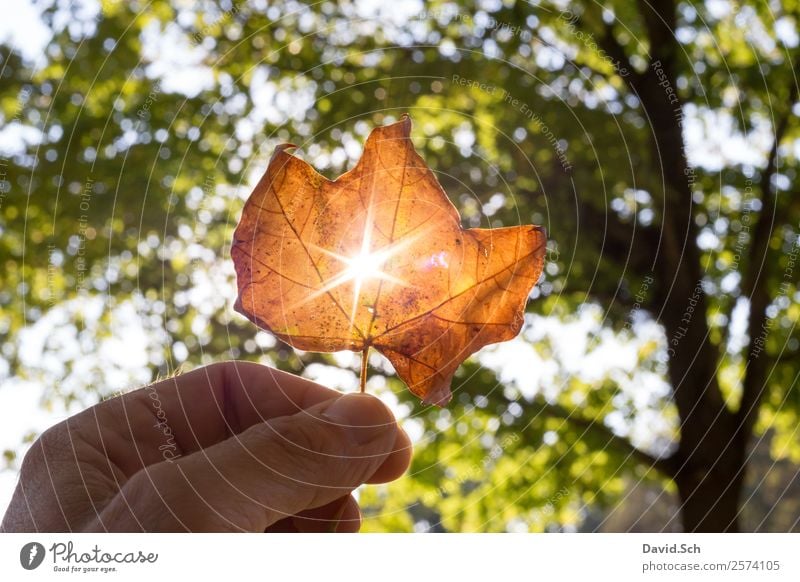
left=360, top=347, right=369, bottom=393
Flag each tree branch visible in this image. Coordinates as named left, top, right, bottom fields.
left=629, top=0, right=732, bottom=446
left=637, top=0, right=677, bottom=56
left=741, top=78, right=798, bottom=298
left=569, top=11, right=642, bottom=92
left=577, top=198, right=659, bottom=281
left=533, top=397, right=676, bottom=476
left=737, top=61, right=799, bottom=435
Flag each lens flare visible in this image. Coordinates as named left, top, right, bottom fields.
left=289, top=211, right=431, bottom=333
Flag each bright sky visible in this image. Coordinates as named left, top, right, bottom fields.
left=0, top=0, right=787, bottom=516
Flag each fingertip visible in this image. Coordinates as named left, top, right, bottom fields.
left=320, top=393, right=398, bottom=447
left=367, top=425, right=413, bottom=484
left=323, top=393, right=395, bottom=427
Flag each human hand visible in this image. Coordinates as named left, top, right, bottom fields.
left=1, top=361, right=411, bottom=532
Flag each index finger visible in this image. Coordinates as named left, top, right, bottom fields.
left=73, top=361, right=342, bottom=477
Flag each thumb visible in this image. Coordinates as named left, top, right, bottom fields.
left=92, top=393, right=398, bottom=532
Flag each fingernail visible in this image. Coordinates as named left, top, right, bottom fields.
left=322, top=394, right=393, bottom=446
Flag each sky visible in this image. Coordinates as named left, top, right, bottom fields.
left=0, top=0, right=791, bottom=517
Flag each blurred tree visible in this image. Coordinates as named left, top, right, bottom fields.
left=0, top=0, right=798, bottom=532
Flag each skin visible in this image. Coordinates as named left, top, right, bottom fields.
left=0, top=361, right=412, bottom=532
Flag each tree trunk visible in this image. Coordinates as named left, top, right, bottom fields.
left=630, top=6, right=747, bottom=532
left=674, top=415, right=746, bottom=532
left=674, top=442, right=745, bottom=532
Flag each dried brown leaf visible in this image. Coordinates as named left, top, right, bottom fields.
left=232, top=116, right=545, bottom=405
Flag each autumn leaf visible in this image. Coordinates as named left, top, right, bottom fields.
left=232, top=115, right=546, bottom=405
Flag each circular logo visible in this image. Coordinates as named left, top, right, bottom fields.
left=19, top=542, right=46, bottom=570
